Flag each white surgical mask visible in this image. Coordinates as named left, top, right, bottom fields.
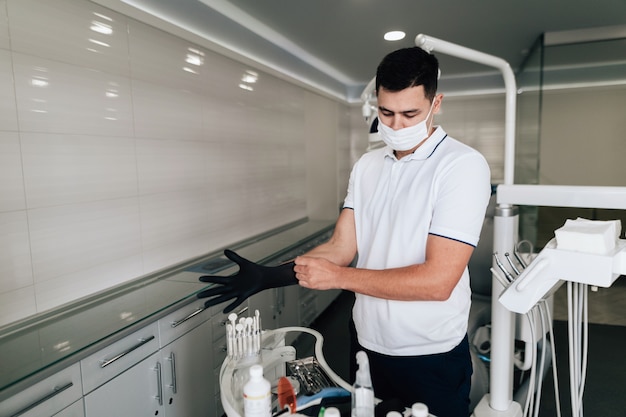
left=377, top=103, right=435, bottom=151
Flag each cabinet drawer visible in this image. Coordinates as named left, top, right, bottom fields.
left=1, top=363, right=82, bottom=417
left=53, top=399, right=84, bottom=417
left=80, top=322, right=159, bottom=394
left=83, top=352, right=162, bottom=417
left=158, top=299, right=212, bottom=347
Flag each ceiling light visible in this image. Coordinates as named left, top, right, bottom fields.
left=384, top=31, right=406, bottom=41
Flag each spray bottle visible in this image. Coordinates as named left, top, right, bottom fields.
left=351, top=351, right=374, bottom=417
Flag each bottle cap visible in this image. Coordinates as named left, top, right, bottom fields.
left=386, top=412, right=402, bottom=417
left=249, top=364, right=263, bottom=378
left=411, top=402, right=429, bottom=417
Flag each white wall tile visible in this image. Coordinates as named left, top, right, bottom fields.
left=136, top=138, right=209, bottom=195
left=0, top=132, right=26, bottom=212
left=0, top=211, right=33, bottom=293
left=0, top=49, right=18, bottom=130
left=7, top=0, right=131, bottom=76
left=139, top=188, right=211, bottom=272
left=28, top=198, right=142, bottom=284
left=0, top=286, right=37, bottom=327
left=128, top=19, right=207, bottom=92
left=132, top=79, right=204, bottom=141
left=0, top=0, right=9, bottom=50
left=12, top=53, right=134, bottom=136
left=21, top=133, right=138, bottom=208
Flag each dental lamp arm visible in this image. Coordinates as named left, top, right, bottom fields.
left=415, top=33, right=517, bottom=187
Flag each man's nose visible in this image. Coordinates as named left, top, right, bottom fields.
left=389, top=116, right=404, bottom=130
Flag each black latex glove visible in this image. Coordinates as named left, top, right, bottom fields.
left=197, top=249, right=297, bottom=313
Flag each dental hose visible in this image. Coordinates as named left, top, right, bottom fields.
left=522, top=307, right=537, bottom=417
left=531, top=300, right=550, bottom=417
left=567, top=282, right=589, bottom=417
left=521, top=298, right=560, bottom=417
left=545, top=299, right=562, bottom=417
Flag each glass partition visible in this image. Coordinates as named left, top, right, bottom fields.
left=523, top=31, right=626, bottom=249
left=515, top=34, right=544, bottom=245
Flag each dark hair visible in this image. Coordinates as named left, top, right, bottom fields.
left=375, top=47, right=439, bottom=101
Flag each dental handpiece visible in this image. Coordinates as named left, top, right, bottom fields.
left=493, top=252, right=515, bottom=282
left=504, top=252, right=521, bottom=275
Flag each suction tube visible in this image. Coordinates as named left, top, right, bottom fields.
left=415, top=34, right=517, bottom=187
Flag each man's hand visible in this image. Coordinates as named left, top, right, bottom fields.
left=294, top=256, right=341, bottom=290
left=197, top=249, right=297, bottom=313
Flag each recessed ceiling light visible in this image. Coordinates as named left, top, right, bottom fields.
left=384, top=31, right=406, bottom=41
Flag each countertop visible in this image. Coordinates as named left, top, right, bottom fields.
left=0, top=219, right=334, bottom=398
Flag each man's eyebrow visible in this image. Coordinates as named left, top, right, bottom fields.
left=378, top=106, right=420, bottom=115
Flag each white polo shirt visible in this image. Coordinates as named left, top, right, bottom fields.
left=343, top=126, right=491, bottom=356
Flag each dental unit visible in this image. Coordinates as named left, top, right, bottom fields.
left=408, top=34, right=626, bottom=417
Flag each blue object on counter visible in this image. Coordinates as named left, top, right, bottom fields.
left=297, top=387, right=351, bottom=407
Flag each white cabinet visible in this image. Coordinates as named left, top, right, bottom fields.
left=81, top=322, right=162, bottom=417
left=83, top=351, right=162, bottom=417
left=53, top=400, right=85, bottom=417
left=159, top=320, right=213, bottom=417
left=158, top=301, right=214, bottom=417
left=82, top=301, right=215, bottom=417
left=80, top=323, right=160, bottom=395
left=0, top=363, right=83, bottom=417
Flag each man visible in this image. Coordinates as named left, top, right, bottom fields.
left=199, top=46, right=491, bottom=416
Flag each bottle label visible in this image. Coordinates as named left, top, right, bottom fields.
left=244, top=391, right=271, bottom=417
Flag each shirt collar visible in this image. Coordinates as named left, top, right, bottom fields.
left=383, top=126, right=448, bottom=161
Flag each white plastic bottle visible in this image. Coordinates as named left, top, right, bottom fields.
left=243, top=364, right=272, bottom=417
left=411, top=402, right=429, bottom=417
left=351, top=351, right=375, bottom=417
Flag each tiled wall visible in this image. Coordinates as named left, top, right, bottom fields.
left=0, top=0, right=351, bottom=326
left=4, top=0, right=622, bottom=329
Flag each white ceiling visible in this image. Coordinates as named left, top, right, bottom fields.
left=119, top=0, right=626, bottom=101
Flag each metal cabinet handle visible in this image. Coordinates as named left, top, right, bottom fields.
left=154, top=362, right=163, bottom=406
left=10, top=382, right=73, bottom=417
left=170, top=307, right=206, bottom=328
left=100, top=335, right=155, bottom=368
left=166, top=352, right=177, bottom=394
